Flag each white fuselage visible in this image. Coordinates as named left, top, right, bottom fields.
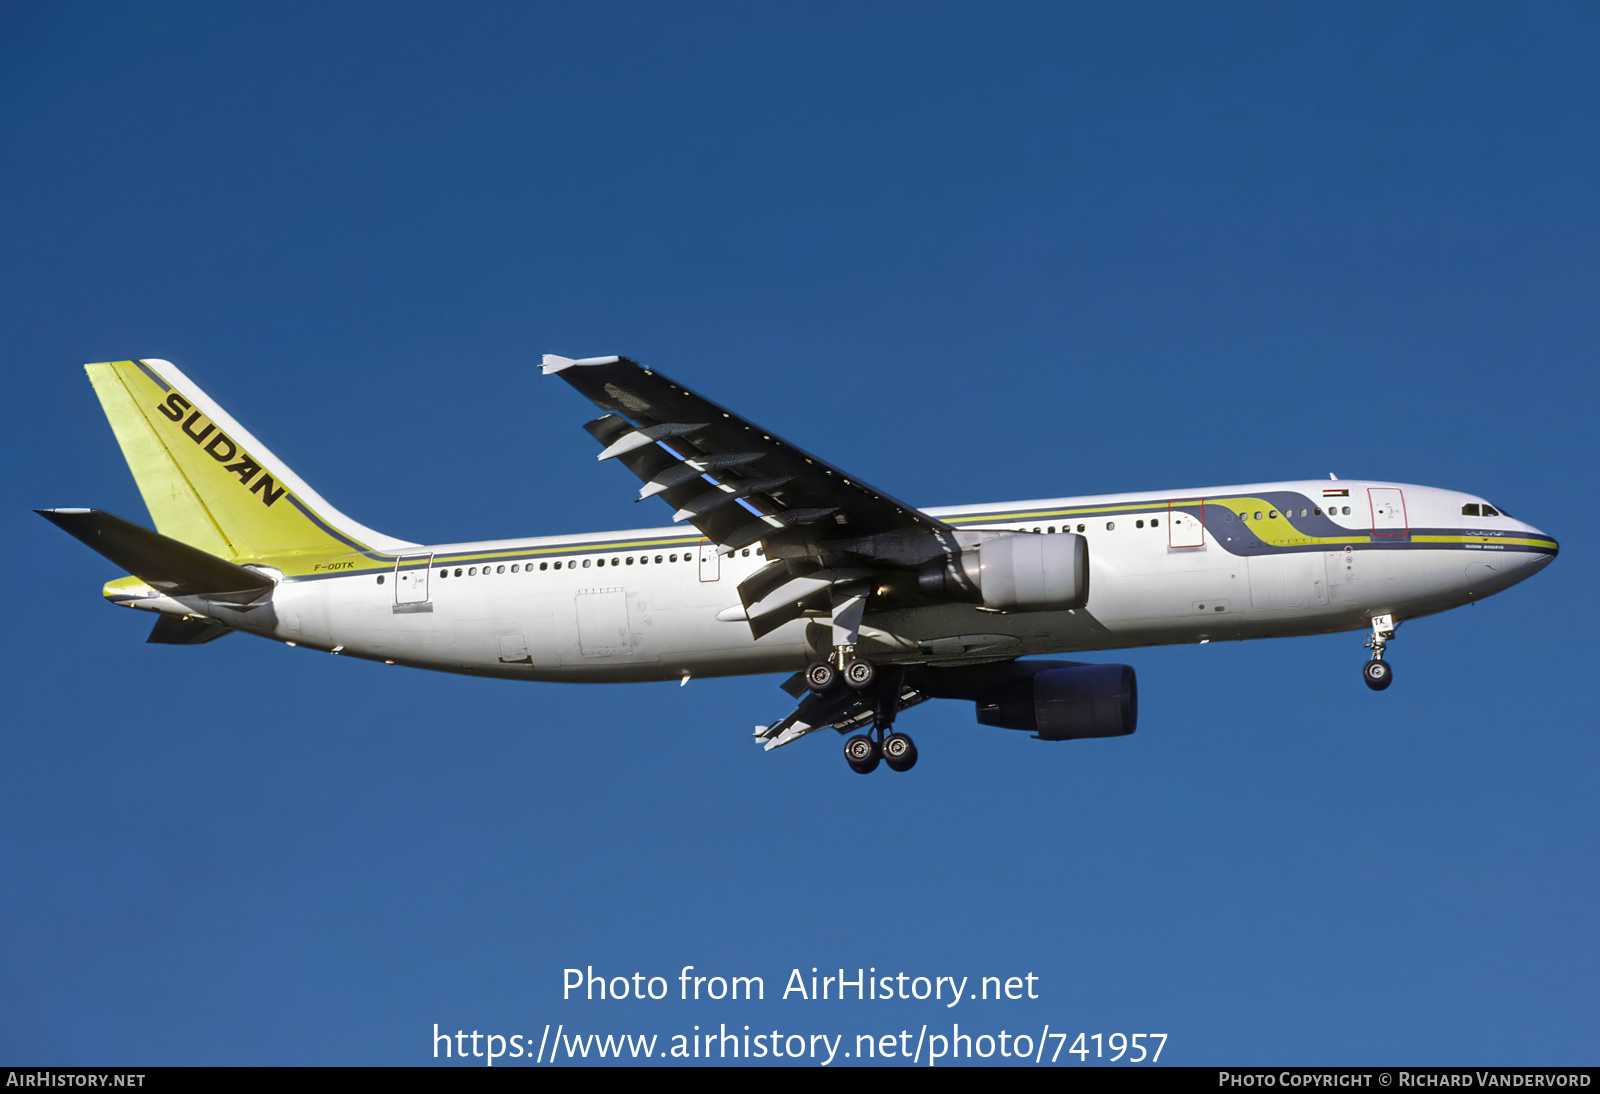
left=121, top=479, right=1558, bottom=682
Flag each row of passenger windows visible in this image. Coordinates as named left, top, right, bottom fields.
left=373, top=546, right=766, bottom=583
left=1016, top=507, right=1349, bottom=533
left=1021, top=520, right=1160, bottom=533
left=1237, top=506, right=1349, bottom=521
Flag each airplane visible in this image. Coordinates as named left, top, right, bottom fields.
left=39, top=357, right=1559, bottom=774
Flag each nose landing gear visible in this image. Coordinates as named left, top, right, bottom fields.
left=1362, top=614, right=1397, bottom=691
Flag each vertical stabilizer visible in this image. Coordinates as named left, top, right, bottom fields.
left=83, top=359, right=414, bottom=561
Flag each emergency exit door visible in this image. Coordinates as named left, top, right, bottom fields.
left=698, top=541, right=721, bottom=582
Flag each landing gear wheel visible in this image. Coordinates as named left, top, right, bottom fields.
left=882, top=732, right=918, bottom=772
left=843, top=657, right=876, bottom=690
left=805, top=660, right=837, bottom=692
left=843, top=734, right=880, bottom=774
left=1363, top=659, right=1393, bottom=691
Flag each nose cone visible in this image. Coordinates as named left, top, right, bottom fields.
left=1521, top=523, right=1558, bottom=570
left=1462, top=520, right=1556, bottom=600
left=1500, top=521, right=1558, bottom=584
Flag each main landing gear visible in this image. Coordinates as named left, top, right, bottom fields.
left=804, top=645, right=877, bottom=694
left=1362, top=614, right=1397, bottom=691
left=807, top=646, right=917, bottom=775
left=843, top=730, right=919, bottom=775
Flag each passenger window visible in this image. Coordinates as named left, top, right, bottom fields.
left=1314, top=508, right=1322, bottom=516
left=540, top=562, right=548, bottom=571
left=582, top=559, right=591, bottom=568
left=1151, top=518, right=1159, bottom=527
left=669, top=554, right=677, bottom=562
left=1136, top=519, right=1145, bottom=528
left=468, top=567, right=476, bottom=576
left=742, top=549, right=750, bottom=557
left=497, top=565, right=505, bottom=574
left=1106, top=521, right=1115, bottom=531
left=1342, top=506, right=1351, bottom=515
left=1269, top=511, right=1278, bottom=519
left=510, top=564, right=518, bottom=573
left=1077, top=524, right=1085, bottom=532
left=612, top=558, right=619, bottom=566
left=626, top=556, right=634, bottom=565
left=1254, top=512, right=1263, bottom=521
left=1299, top=508, right=1307, bottom=517
left=1047, top=526, right=1055, bottom=533
left=655, top=555, right=663, bottom=564
left=552, top=562, right=561, bottom=570
left=454, top=568, right=462, bottom=577
left=438, top=569, right=447, bottom=578
left=377, top=575, right=385, bottom=585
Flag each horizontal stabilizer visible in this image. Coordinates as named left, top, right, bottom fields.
left=37, top=508, right=275, bottom=606
left=147, top=616, right=235, bottom=644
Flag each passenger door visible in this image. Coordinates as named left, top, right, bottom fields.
left=1167, top=499, right=1205, bottom=548
left=1368, top=488, right=1409, bottom=537
left=394, top=553, right=432, bottom=609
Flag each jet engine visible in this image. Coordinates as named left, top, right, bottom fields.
left=910, top=659, right=1137, bottom=741
left=917, top=532, right=1089, bottom=612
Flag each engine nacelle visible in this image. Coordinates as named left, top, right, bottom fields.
left=976, top=532, right=1089, bottom=611
left=975, top=663, right=1137, bottom=740
left=916, top=532, right=1090, bottom=612
left=907, top=659, right=1137, bottom=742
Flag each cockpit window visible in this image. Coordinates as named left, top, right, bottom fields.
left=1482, top=505, right=1500, bottom=517
left=1462, top=503, right=1480, bottom=516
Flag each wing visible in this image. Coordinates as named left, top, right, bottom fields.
left=543, top=355, right=975, bottom=639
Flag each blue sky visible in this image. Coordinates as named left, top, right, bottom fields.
left=3, top=1, right=1596, bottom=1065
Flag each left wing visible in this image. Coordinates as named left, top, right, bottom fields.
left=543, top=355, right=976, bottom=640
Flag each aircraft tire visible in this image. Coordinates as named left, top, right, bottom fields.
left=805, top=660, right=837, bottom=692
left=882, top=732, right=918, bottom=772
left=843, top=657, right=876, bottom=689
left=844, top=734, right=880, bottom=774
left=1363, top=659, right=1393, bottom=691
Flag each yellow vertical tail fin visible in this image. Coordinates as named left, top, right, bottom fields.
left=84, top=359, right=413, bottom=563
